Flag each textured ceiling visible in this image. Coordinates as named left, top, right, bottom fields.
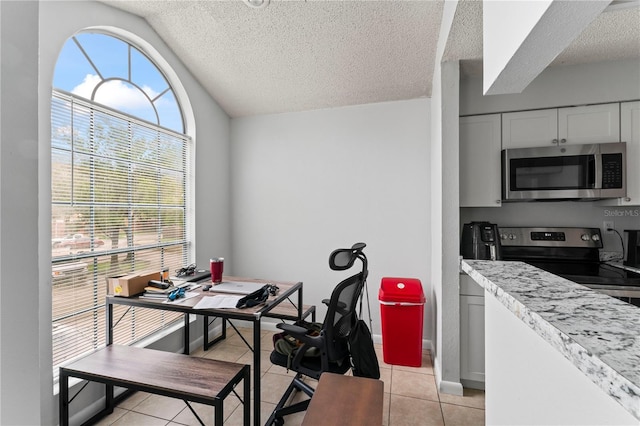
left=98, top=0, right=640, bottom=118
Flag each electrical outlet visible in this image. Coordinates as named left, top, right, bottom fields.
left=603, top=221, right=614, bottom=233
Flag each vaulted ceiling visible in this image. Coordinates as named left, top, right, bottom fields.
left=99, top=0, right=640, bottom=118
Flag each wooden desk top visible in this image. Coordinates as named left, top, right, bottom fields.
left=107, top=276, right=302, bottom=319
left=302, top=373, right=384, bottom=426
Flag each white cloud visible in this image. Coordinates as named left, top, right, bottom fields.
left=71, top=74, right=101, bottom=99
left=72, top=74, right=158, bottom=111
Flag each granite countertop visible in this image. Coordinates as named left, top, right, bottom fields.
left=461, top=259, right=640, bottom=421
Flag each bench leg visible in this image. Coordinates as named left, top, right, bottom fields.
left=59, top=371, right=69, bottom=426
left=214, top=398, right=223, bottom=426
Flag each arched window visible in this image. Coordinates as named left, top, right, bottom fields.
left=51, top=32, right=191, bottom=373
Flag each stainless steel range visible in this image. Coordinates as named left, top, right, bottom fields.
left=499, top=226, right=640, bottom=306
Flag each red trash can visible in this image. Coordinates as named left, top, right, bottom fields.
left=379, top=277, right=425, bottom=367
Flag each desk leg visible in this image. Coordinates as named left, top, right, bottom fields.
left=105, top=301, right=115, bottom=415
left=253, top=319, right=261, bottom=426
left=184, top=313, right=190, bottom=354
left=243, top=365, right=251, bottom=426
left=298, top=285, right=303, bottom=320
left=60, top=370, right=69, bottom=426
left=204, top=315, right=209, bottom=349
left=204, top=316, right=227, bottom=350
left=106, top=302, right=113, bottom=346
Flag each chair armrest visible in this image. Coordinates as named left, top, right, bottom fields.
left=276, top=323, right=324, bottom=348
left=276, top=323, right=308, bottom=337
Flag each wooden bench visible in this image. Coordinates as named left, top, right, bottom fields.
left=302, top=373, right=384, bottom=426
left=59, top=345, right=250, bottom=426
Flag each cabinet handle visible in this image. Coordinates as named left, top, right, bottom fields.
left=625, top=197, right=631, bottom=202
left=496, top=200, right=501, bottom=205
left=552, top=139, right=558, bottom=144
left=560, top=138, right=567, bottom=144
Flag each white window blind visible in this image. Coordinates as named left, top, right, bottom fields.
left=51, top=90, right=190, bottom=374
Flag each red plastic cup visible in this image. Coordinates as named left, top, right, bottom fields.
left=210, top=258, right=224, bottom=283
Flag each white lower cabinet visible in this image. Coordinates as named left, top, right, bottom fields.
left=460, top=274, right=485, bottom=389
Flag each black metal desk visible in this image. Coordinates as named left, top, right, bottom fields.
left=106, top=276, right=311, bottom=426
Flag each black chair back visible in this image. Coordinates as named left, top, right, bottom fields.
left=323, top=270, right=366, bottom=362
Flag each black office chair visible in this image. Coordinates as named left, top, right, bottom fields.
left=265, top=242, right=369, bottom=425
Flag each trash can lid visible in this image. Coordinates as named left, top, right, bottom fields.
left=379, top=277, right=425, bottom=303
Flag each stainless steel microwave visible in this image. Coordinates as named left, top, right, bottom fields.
left=502, top=142, right=626, bottom=201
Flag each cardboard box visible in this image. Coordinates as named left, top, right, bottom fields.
left=107, top=271, right=160, bottom=297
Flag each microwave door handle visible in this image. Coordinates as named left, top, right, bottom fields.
left=593, top=153, right=602, bottom=189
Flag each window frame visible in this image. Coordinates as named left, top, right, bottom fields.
left=51, top=31, right=194, bottom=380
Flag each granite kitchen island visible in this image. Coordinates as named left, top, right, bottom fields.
left=461, top=259, right=640, bottom=425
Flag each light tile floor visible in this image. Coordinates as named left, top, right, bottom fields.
left=95, top=327, right=485, bottom=425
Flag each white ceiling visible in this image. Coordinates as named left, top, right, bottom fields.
left=98, top=0, right=640, bottom=118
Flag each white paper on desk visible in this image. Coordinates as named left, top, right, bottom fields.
left=193, top=295, right=242, bottom=309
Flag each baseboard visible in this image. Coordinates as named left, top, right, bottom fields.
left=439, top=379, right=464, bottom=396
left=68, top=387, right=129, bottom=426
left=371, top=333, right=433, bottom=352
left=432, top=356, right=464, bottom=396
left=460, top=378, right=485, bottom=390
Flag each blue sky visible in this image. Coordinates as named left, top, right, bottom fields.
left=54, top=33, right=183, bottom=133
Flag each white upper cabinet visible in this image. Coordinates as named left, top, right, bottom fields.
left=603, top=101, right=640, bottom=206
left=558, top=103, right=620, bottom=145
left=502, top=103, right=620, bottom=149
left=502, top=109, right=558, bottom=149
left=459, top=114, right=502, bottom=207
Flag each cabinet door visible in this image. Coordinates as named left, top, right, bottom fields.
left=460, top=293, right=485, bottom=384
left=558, top=103, right=620, bottom=145
left=459, top=114, right=502, bottom=207
left=618, top=101, right=639, bottom=205
left=502, top=109, right=558, bottom=149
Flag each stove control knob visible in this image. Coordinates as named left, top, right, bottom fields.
left=509, top=233, right=516, bottom=240
left=592, top=234, right=600, bottom=242
left=581, top=234, right=590, bottom=241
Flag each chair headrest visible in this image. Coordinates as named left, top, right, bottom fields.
left=329, top=242, right=366, bottom=271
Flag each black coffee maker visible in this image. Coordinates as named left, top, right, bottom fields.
left=461, top=222, right=503, bottom=260
left=624, top=230, right=640, bottom=268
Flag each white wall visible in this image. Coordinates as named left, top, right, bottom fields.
left=482, top=0, right=552, bottom=94
left=430, top=0, right=464, bottom=396
left=461, top=58, right=640, bottom=116
left=230, top=99, right=431, bottom=339
left=462, top=203, right=640, bottom=253
left=1, top=2, right=41, bottom=424
left=0, top=1, right=230, bottom=424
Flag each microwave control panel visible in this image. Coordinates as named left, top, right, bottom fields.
left=602, top=153, right=623, bottom=189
